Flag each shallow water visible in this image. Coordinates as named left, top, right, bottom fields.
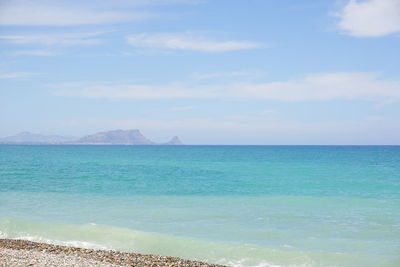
left=1, top=145, right=399, bottom=266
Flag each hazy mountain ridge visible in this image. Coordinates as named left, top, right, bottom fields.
left=0, top=130, right=183, bottom=145
left=0, top=132, right=76, bottom=144
left=74, top=129, right=155, bottom=145
left=163, top=136, right=183, bottom=145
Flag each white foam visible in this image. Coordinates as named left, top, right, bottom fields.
left=0, top=216, right=359, bottom=267
left=14, top=235, right=109, bottom=250
left=0, top=231, right=7, bottom=238
left=216, top=258, right=287, bottom=267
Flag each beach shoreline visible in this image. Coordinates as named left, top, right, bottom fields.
left=0, top=239, right=226, bottom=267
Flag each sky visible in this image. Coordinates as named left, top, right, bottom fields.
left=0, top=0, right=399, bottom=145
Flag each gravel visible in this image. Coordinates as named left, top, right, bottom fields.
left=0, top=239, right=227, bottom=267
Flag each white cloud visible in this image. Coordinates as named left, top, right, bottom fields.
left=0, top=0, right=147, bottom=26
left=50, top=72, right=400, bottom=102
left=0, top=32, right=106, bottom=46
left=336, top=0, right=400, bottom=37
left=126, top=32, right=263, bottom=52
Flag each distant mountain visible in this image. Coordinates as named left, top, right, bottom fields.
left=0, top=132, right=76, bottom=144
left=0, top=129, right=184, bottom=145
left=163, top=136, right=183, bottom=145
left=75, top=129, right=155, bottom=145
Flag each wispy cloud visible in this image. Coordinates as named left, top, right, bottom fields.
left=335, top=0, right=400, bottom=37
left=129, top=0, right=204, bottom=5
left=0, top=32, right=107, bottom=46
left=50, top=72, right=400, bottom=102
left=0, top=0, right=148, bottom=26
left=7, top=50, right=57, bottom=57
left=121, top=49, right=173, bottom=56
left=51, top=82, right=220, bottom=99
left=169, top=106, right=194, bottom=111
left=0, top=72, right=42, bottom=79
left=126, top=32, right=264, bottom=52
left=231, top=72, right=400, bottom=101
left=191, top=71, right=257, bottom=80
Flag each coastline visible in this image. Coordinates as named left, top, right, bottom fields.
left=0, top=239, right=227, bottom=267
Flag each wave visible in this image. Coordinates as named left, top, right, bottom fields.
left=0, top=216, right=363, bottom=267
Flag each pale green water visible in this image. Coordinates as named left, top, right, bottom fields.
left=0, top=145, right=399, bottom=266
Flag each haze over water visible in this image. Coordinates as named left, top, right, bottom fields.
left=1, top=145, right=399, bottom=266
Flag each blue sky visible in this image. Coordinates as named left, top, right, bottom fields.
left=0, top=0, right=399, bottom=144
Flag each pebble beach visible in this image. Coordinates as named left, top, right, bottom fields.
left=0, top=239, right=226, bottom=267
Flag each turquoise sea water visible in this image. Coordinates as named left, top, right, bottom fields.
left=0, top=145, right=399, bottom=266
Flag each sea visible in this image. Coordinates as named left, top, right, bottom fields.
left=0, top=145, right=399, bottom=267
